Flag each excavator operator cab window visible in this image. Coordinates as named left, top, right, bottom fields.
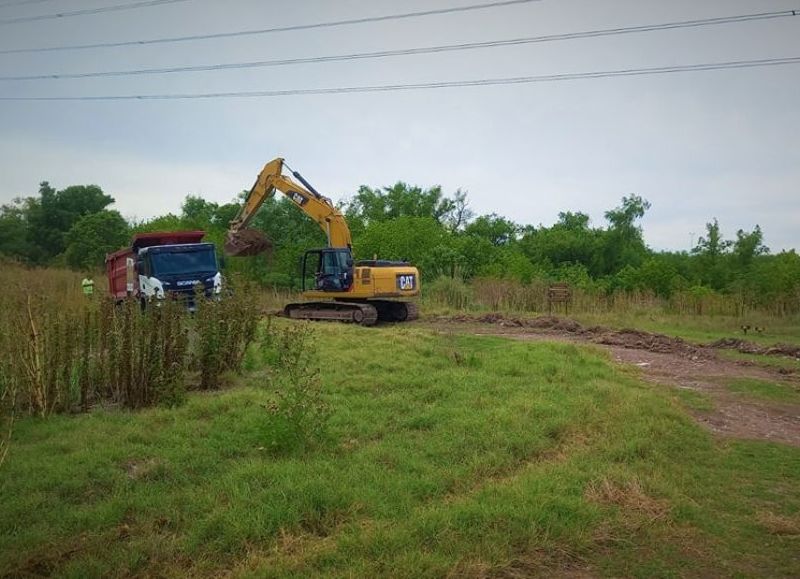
left=302, top=248, right=353, bottom=292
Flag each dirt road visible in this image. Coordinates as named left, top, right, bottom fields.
left=425, top=314, right=800, bottom=446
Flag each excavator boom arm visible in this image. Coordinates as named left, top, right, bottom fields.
left=227, top=158, right=352, bottom=255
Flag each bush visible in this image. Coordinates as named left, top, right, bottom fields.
left=262, top=323, right=330, bottom=452
left=193, top=278, right=259, bottom=390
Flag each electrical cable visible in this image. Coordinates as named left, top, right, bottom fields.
left=2, top=56, right=797, bottom=101
left=0, top=0, right=59, bottom=9
left=1, top=10, right=795, bottom=81
left=0, top=0, right=191, bottom=25
left=0, top=0, right=540, bottom=51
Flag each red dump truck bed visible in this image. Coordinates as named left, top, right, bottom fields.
left=105, top=231, right=206, bottom=300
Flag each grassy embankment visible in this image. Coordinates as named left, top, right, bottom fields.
left=2, top=321, right=799, bottom=577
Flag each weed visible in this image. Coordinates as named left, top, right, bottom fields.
left=192, top=277, right=259, bottom=390
left=262, top=323, right=330, bottom=451
left=426, top=276, right=473, bottom=310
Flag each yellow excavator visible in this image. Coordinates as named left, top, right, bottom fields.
left=224, top=158, right=419, bottom=325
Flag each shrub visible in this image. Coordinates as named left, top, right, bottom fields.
left=192, top=278, right=259, bottom=390
left=262, top=323, right=330, bottom=452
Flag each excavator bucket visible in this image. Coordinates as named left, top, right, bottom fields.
left=224, top=228, right=274, bottom=257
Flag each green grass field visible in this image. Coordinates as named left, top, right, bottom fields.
left=726, top=378, right=800, bottom=404
left=1, top=323, right=799, bottom=577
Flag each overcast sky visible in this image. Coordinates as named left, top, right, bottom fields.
left=0, top=0, right=798, bottom=251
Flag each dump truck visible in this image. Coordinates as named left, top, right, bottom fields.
left=105, top=231, right=222, bottom=308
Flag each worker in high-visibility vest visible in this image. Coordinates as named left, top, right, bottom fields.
left=81, top=276, right=95, bottom=297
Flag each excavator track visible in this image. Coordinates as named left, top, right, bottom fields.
left=371, top=300, right=419, bottom=322
left=404, top=301, right=419, bottom=322
left=284, top=301, right=378, bottom=326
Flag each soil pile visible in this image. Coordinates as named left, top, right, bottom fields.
left=709, top=338, right=800, bottom=359
left=589, top=328, right=705, bottom=359
left=434, top=313, right=709, bottom=358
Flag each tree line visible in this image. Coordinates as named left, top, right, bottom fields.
left=1, top=180, right=798, bottom=313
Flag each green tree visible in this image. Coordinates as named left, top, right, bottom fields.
left=520, top=211, right=602, bottom=275
left=464, top=214, right=519, bottom=246
left=346, top=182, right=457, bottom=225
left=600, top=195, right=651, bottom=274
left=477, top=246, right=536, bottom=283
left=64, top=210, right=130, bottom=270
left=692, top=218, right=732, bottom=289
left=693, top=218, right=731, bottom=260
left=444, top=189, right=474, bottom=232
left=133, top=213, right=184, bottom=233
left=355, top=216, right=452, bottom=279
left=732, top=225, right=768, bottom=269
left=0, top=199, right=38, bottom=260
left=27, top=183, right=114, bottom=262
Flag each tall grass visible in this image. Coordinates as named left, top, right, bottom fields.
left=261, top=322, right=330, bottom=451
left=0, top=263, right=260, bottom=419
left=193, top=279, right=259, bottom=390
left=424, top=276, right=799, bottom=318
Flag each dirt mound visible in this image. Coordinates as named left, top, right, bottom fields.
left=467, top=313, right=584, bottom=332
left=525, top=315, right=584, bottom=333
left=435, top=313, right=708, bottom=358
left=765, top=344, right=800, bottom=358
left=709, top=338, right=800, bottom=359
left=708, top=338, right=763, bottom=354
left=589, top=328, right=707, bottom=359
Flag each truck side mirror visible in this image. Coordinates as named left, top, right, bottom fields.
left=219, top=254, right=226, bottom=270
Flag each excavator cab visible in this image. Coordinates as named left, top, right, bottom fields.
left=302, top=248, right=354, bottom=292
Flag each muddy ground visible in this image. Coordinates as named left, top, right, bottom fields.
left=424, top=313, right=800, bottom=446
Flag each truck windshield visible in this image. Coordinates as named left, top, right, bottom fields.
left=150, top=248, right=217, bottom=277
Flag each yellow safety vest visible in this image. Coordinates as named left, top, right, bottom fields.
left=81, top=278, right=95, bottom=296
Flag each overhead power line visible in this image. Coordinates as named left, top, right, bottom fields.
left=0, top=0, right=190, bottom=25
left=0, top=0, right=540, bottom=52
left=2, top=10, right=796, bottom=81
left=0, top=0, right=58, bottom=9
left=2, top=56, right=798, bottom=101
